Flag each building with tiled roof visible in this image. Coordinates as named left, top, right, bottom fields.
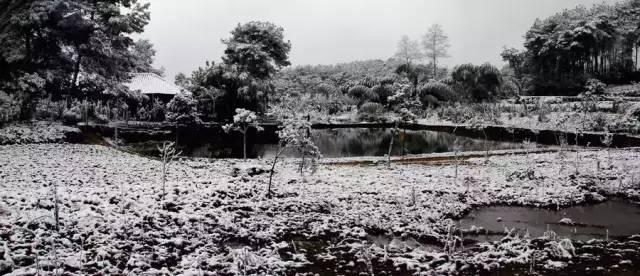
left=125, top=73, right=184, bottom=101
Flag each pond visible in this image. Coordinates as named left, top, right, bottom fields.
left=256, top=128, right=530, bottom=159
left=121, top=128, right=532, bottom=159
left=459, top=199, right=640, bottom=241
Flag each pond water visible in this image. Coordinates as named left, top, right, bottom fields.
left=257, top=128, right=527, bottom=159
left=459, top=200, right=640, bottom=241
left=154, top=128, right=529, bottom=159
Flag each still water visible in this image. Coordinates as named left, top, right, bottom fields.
left=459, top=200, right=640, bottom=241
left=176, top=128, right=527, bottom=158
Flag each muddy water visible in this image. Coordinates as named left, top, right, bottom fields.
left=459, top=200, right=640, bottom=241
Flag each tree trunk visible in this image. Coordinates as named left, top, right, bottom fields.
left=53, top=181, right=59, bottom=231
left=387, top=132, right=395, bottom=168
left=268, top=148, right=283, bottom=198
left=72, top=52, right=82, bottom=92
left=633, top=45, right=638, bottom=71
left=402, top=128, right=406, bottom=157
left=243, top=133, right=247, bottom=160
left=175, top=125, right=179, bottom=146
left=483, top=130, right=489, bottom=162
left=433, top=56, right=437, bottom=79
left=162, top=161, right=166, bottom=201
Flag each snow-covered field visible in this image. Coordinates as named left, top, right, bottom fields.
left=1, top=144, right=640, bottom=275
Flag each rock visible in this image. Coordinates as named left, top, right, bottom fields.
left=558, top=218, right=574, bottom=225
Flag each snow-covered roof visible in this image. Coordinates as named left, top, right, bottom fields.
left=125, top=73, right=182, bottom=96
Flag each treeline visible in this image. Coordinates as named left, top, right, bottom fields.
left=269, top=58, right=506, bottom=120
left=518, top=0, right=640, bottom=95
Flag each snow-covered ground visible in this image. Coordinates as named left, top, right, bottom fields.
left=420, top=111, right=629, bottom=134
left=1, top=144, right=640, bottom=275
left=0, top=122, right=80, bottom=145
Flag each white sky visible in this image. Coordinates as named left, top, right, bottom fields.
left=140, top=0, right=618, bottom=79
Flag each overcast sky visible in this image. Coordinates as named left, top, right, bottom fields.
left=140, top=0, right=617, bottom=80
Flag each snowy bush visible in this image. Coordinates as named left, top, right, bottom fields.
left=357, top=102, right=385, bottom=122
left=584, top=78, right=606, bottom=95
left=417, top=81, right=455, bottom=107
left=166, top=93, right=202, bottom=125
left=62, top=106, right=82, bottom=125
left=348, top=85, right=377, bottom=106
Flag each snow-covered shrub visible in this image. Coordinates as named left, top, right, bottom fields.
left=149, top=98, right=166, bottom=121
left=1, top=72, right=46, bottom=121
left=437, top=104, right=472, bottom=124
left=223, top=108, right=264, bottom=160
left=62, top=106, right=82, bottom=125
left=417, top=81, right=455, bottom=107
left=625, top=103, right=640, bottom=121
left=536, top=101, right=551, bottom=123
left=136, top=107, right=148, bottom=121
left=548, top=238, right=575, bottom=259
left=371, top=84, right=393, bottom=105
left=166, top=93, right=201, bottom=125
left=471, top=103, right=502, bottom=125
left=348, top=85, right=377, bottom=106
left=584, top=78, right=606, bottom=95
left=357, top=102, right=385, bottom=122
left=0, top=91, right=21, bottom=125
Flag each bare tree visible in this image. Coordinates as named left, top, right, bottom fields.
left=267, top=118, right=321, bottom=197
left=394, top=35, right=423, bottom=66
left=158, top=141, right=181, bottom=204
left=422, top=24, right=450, bottom=78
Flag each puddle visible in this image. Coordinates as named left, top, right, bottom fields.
left=459, top=200, right=640, bottom=241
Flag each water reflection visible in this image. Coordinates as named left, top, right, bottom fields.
left=123, top=128, right=529, bottom=159
left=459, top=200, right=640, bottom=241
left=256, top=128, right=525, bottom=159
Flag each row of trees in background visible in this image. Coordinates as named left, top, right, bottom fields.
left=509, top=0, right=640, bottom=95
left=267, top=23, right=508, bottom=123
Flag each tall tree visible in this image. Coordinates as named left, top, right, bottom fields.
left=501, top=47, right=531, bottom=96
left=222, top=21, right=292, bottom=80
left=422, top=24, right=450, bottom=79
left=0, top=0, right=151, bottom=103
left=394, top=35, right=423, bottom=66
left=187, top=21, right=292, bottom=120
